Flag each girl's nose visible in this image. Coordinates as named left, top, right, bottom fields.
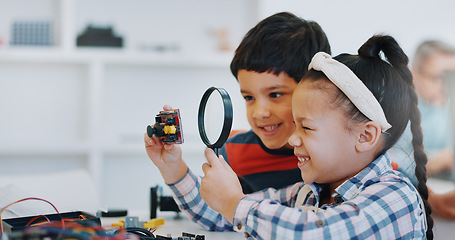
left=288, top=133, right=302, bottom=147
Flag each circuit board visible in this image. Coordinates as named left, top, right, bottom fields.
left=147, top=109, right=184, bottom=144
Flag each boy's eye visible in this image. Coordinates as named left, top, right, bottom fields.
left=269, top=92, right=283, bottom=98
left=243, top=95, right=254, bottom=101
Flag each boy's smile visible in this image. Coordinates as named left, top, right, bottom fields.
left=238, top=70, right=297, bottom=150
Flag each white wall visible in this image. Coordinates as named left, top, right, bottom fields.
left=1, top=0, right=454, bottom=214
left=259, top=0, right=455, bottom=59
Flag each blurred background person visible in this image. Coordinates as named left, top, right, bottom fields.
left=412, top=40, right=455, bottom=177
left=389, top=40, right=455, bottom=219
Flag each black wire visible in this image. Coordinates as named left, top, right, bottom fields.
left=118, top=227, right=156, bottom=240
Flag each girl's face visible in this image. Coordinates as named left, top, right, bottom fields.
left=289, top=80, right=362, bottom=186
left=238, top=70, right=297, bottom=150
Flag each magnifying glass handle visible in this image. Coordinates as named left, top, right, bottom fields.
left=214, top=148, right=219, bottom=157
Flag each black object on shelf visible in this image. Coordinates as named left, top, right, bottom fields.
left=76, top=25, right=123, bottom=47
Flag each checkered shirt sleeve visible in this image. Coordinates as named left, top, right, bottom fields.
left=167, top=169, right=234, bottom=231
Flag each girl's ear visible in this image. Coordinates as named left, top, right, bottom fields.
left=355, top=121, right=381, bottom=152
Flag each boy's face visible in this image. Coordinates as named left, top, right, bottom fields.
left=289, top=81, right=362, bottom=186
left=238, top=70, right=297, bottom=150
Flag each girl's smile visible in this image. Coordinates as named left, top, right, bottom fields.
left=289, top=80, right=369, bottom=187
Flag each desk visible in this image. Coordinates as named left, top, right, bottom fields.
left=152, top=215, right=243, bottom=239
left=101, top=211, right=244, bottom=240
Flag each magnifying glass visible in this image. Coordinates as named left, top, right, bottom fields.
left=198, top=86, right=233, bottom=156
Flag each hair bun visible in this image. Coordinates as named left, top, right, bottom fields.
left=358, top=35, right=409, bottom=69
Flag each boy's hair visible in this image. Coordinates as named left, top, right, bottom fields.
left=304, top=35, right=433, bottom=239
left=230, top=12, right=331, bottom=82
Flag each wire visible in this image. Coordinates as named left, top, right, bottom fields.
left=25, top=215, right=51, bottom=226
left=123, top=227, right=156, bottom=240
left=0, top=197, right=64, bottom=238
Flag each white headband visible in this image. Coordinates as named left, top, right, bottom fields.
left=308, top=52, right=392, bottom=132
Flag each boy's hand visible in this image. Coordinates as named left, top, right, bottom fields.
left=200, top=148, right=245, bottom=223
left=144, top=105, right=188, bottom=184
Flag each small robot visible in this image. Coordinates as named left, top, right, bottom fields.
left=147, top=109, right=184, bottom=144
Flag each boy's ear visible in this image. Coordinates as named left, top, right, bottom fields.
left=355, top=121, right=381, bottom=152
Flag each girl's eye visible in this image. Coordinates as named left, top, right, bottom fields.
left=302, top=126, right=311, bottom=131
left=269, top=92, right=283, bottom=98
left=243, top=95, right=254, bottom=101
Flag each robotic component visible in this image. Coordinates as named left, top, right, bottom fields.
left=147, top=109, right=184, bottom=144
left=150, top=186, right=180, bottom=219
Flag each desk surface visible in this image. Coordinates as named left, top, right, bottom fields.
left=102, top=211, right=455, bottom=240
left=101, top=211, right=244, bottom=239
left=103, top=178, right=455, bottom=240
left=152, top=214, right=244, bottom=239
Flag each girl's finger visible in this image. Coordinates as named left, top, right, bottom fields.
left=204, top=148, right=219, bottom=167
left=163, top=104, right=173, bottom=111
left=202, top=162, right=211, bottom=174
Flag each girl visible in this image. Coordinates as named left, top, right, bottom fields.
left=148, top=35, right=432, bottom=239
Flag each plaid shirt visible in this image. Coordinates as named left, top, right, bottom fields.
left=167, top=154, right=427, bottom=239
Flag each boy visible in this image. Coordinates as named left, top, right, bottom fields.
left=219, top=12, right=331, bottom=193
left=145, top=11, right=330, bottom=193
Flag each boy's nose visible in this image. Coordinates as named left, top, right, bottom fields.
left=253, top=104, right=271, bottom=119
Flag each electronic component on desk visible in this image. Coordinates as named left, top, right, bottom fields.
left=1, top=211, right=134, bottom=240
left=150, top=186, right=180, bottom=219
left=2, top=211, right=100, bottom=233
left=99, top=208, right=128, bottom=217
left=153, top=232, right=205, bottom=240
left=111, top=216, right=165, bottom=229
left=147, top=109, right=184, bottom=144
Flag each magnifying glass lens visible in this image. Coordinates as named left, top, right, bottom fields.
left=198, top=87, right=233, bottom=155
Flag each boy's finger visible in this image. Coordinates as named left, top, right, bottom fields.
left=218, top=155, right=231, bottom=170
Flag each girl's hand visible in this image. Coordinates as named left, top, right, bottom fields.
left=200, top=148, right=245, bottom=223
left=144, top=105, right=188, bottom=184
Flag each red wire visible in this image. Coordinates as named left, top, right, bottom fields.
left=0, top=197, right=64, bottom=237
left=26, top=215, right=51, bottom=226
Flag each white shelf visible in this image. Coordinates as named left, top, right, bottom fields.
left=0, top=0, right=255, bottom=213
left=0, top=48, right=233, bottom=67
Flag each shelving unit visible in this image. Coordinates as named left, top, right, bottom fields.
left=0, top=0, right=256, bottom=212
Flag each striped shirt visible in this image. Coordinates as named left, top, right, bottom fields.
left=167, top=154, right=427, bottom=239
left=219, top=130, right=301, bottom=193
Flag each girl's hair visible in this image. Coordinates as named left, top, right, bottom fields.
left=304, top=35, right=433, bottom=239
left=230, top=12, right=331, bottom=82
